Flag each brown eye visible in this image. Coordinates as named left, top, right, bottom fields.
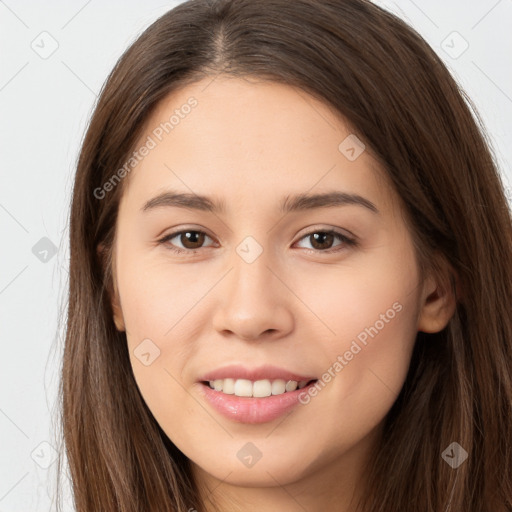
left=295, top=229, right=356, bottom=253
left=308, top=232, right=336, bottom=250
left=158, top=227, right=356, bottom=255
left=158, top=229, right=215, bottom=253
left=178, top=231, right=206, bottom=249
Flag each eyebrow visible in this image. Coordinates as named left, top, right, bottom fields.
left=141, top=190, right=379, bottom=215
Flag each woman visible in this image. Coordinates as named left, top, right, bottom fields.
left=58, top=0, right=512, bottom=510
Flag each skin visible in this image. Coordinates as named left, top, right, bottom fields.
left=107, top=75, right=456, bottom=512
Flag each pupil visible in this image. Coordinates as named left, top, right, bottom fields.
left=312, top=232, right=333, bottom=249
left=183, top=231, right=203, bottom=248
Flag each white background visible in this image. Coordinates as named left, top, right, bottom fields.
left=1, top=1, right=511, bottom=510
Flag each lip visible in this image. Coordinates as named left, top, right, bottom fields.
left=196, top=379, right=318, bottom=424
left=197, top=364, right=317, bottom=383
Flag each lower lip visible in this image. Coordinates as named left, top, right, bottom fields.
left=196, top=380, right=318, bottom=424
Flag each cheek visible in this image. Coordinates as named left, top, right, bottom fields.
left=292, top=239, right=420, bottom=399
left=328, top=297, right=417, bottom=402
left=297, top=246, right=418, bottom=348
left=115, top=250, right=205, bottom=419
left=118, top=251, right=203, bottom=342
left=284, top=257, right=419, bottom=462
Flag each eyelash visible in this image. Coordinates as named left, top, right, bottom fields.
left=156, top=227, right=358, bottom=255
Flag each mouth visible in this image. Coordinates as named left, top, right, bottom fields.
left=196, top=364, right=319, bottom=423
left=197, top=378, right=320, bottom=424
left=200, top=378, right=319, bottom=397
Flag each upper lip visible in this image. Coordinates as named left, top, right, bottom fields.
left=198, top=364, right=317, bottom=383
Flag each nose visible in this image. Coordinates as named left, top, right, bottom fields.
left=211, top=248, right=294, bottom=341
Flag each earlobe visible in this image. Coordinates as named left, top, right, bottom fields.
left=97, top=243, right=126, bottom=332
left=416, top=266, right=458, bottom=334
left=111, top=291, right=126, bottom=332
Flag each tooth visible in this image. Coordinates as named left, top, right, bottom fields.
left=271, top=379, right=286, bottom=395
left=285, top=380, right=298, bottom=392
left=207, top=378, right=306, bottom=396
left=253, top=380, right=272, bottom=397
left=222, top=378, right=235, bottom=394
left=234, top=379, right=253, bottom=397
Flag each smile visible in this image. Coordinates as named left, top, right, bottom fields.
left=198, top=378, right=319, bottom=424
left=203, top=378, right=316, bottom=397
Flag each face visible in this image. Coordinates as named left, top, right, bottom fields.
left=108, top=75, right=450, bottom=503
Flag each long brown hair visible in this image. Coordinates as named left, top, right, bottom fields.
left=56, top=0, right=512, bottom=510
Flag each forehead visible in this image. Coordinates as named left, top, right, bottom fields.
left=121, top=76, right=397, bottom=216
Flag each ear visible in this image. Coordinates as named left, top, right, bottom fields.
left=97, top=242, right=126, bottom=332
left=416, top=259, right=458, bottom=334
